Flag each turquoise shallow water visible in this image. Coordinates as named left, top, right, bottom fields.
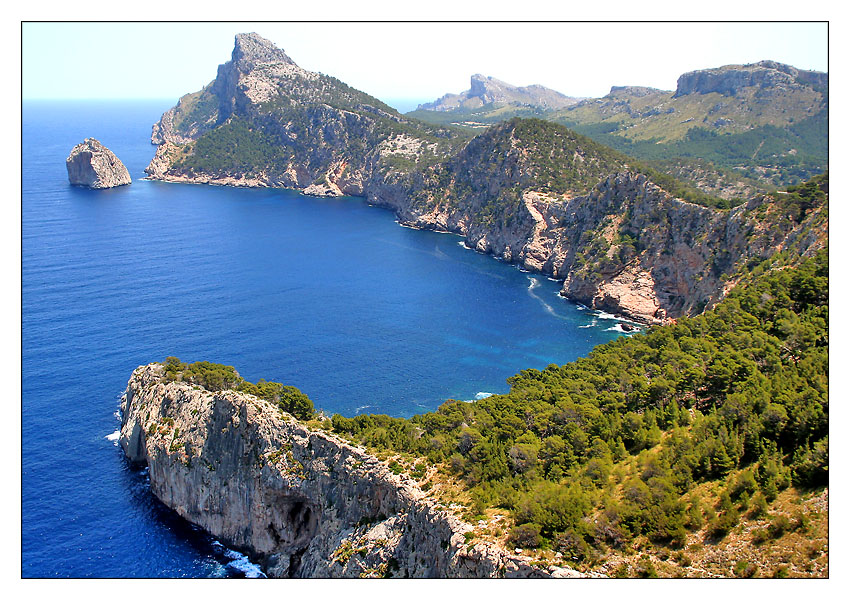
left=21, top=100, right=632, bottom=577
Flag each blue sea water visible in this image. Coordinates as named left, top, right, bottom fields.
left=21, top=100, right=634, bottom=578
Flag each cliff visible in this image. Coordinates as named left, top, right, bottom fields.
left=367, top=120, right=827, bottom=324
left=674, top=60, right=828, bottom=98
left=119, top=363, right=593, bottom=578
left=144, top=34, right=828, bottom=325
left=66, top=138, right=131, bottom=189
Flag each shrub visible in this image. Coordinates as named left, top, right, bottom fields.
left=733, top=560, right=758, bottom=578
left=767, top=515, right=791, bottom=538
left=508, top=523, right=542, bottom=549
left=554, top=530, right=590, bottom=562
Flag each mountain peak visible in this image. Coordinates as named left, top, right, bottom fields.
left=674, top=60, right=827, bottom=98
left=232, top=32, right=296, bottom=69
left=418, top=74, right=580, bottom=112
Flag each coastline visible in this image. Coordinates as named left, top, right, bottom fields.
left=142, top=172, right=658, bottom=326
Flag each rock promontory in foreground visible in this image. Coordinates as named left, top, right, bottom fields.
left=119, top=363, right=593, bottom=578
left=66, top=138, right=131, bottom=189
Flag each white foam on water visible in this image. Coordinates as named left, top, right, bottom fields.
left=223, top=549, right=266, bottom=578
left=354, top=404, right=372, bottom=415
left=526, top=276, right=570, bottom=321
left=457, top=241, right=471, bottom=250
left=578, top=323, right=595, bottom=329
left=106, top=430, right=120, bottom=445
left=606, top=323, right=641, bottom=334
left=474, top=392, right=494, bottom=400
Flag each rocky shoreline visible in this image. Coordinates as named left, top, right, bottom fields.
left=119, top=363, right=597, bottom=578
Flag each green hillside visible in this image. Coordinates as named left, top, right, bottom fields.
left=328, top=239, right=828, bottom=576
left=407, top=117, right=730, bottom=220
left=409, top=62, right=828, bottom=193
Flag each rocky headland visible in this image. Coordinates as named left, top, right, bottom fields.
left=66, top=138, right=131, bottom=189
left=119, top=363, right=594, bottom=578
left=143, top=33, right=827, bottom=325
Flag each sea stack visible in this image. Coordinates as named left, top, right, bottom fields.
left=66, top=138, right=132, bottom=189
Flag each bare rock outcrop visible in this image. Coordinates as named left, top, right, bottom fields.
left=66, top=138, right=131, bottom=189
left=120, top=364, right=595, bottom=578
left=674, top=60, right=827, bottom=98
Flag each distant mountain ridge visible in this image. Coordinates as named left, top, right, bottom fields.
left=673, top=60, right=828, bottom=97
left=417, top=74, right=582, bottom=112
left=411, top=60, right=827, bottom=194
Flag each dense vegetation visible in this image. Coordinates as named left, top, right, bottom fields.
left=410, top=93, right=827, bottom=191
left=162, top=357, right=315, bottom=420
left=327, top=246, right=827, bottom=562
left=174, top=116, right=296, bottom=176
left=418, top=118, right=732, bottom=216
left=560, top=113, right=828, bottom=189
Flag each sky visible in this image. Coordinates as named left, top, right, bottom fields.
left=21, top=21, right=828, bottom=112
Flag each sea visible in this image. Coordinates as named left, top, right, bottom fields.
left=21, top=100, right=636, bottom=578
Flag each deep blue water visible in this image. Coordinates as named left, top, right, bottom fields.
left=21, top=100, right=633, bottom=577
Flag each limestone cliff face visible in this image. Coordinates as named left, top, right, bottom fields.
left=66, top=138, right=131, bottom=189
left=120, top=364, right=592, bottom=578
left=368, top=168, right=826, bottom=324
left=674, top=60, right=828, bottom=98
left=146, top=33, right=456, bottom=195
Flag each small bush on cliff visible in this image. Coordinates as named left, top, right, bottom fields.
left=161, top=358, right=314, bottom=420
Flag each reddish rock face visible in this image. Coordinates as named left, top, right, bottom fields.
left=66, top=138, right=131, bottom=189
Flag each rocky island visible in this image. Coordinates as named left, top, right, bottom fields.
left=66, top=138, right=131, bottom=189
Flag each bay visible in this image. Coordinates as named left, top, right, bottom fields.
left=21, top=100, right=631, bottom=577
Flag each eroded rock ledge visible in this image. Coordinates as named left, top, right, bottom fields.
left=119, top=364, right=595, bottom=578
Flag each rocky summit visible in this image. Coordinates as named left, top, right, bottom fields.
left=66, top=138, right=131, bottom=189
left=412, top=60, right=827, bottom=193
left=417, top=74, right=582, bottom=112
left=674, top=60, right=828, bottom=98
